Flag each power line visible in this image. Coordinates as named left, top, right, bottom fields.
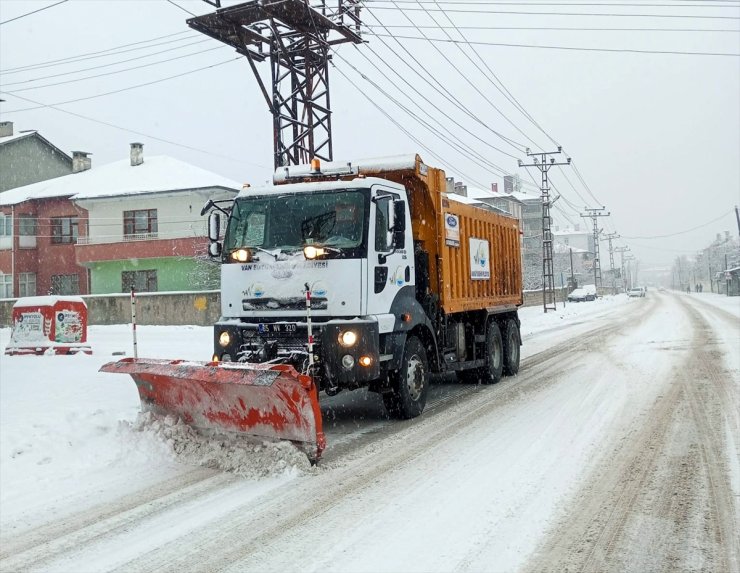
left=0, top=92, right=270, bottom=169
left=383, top=0, right=538, bottom=150
left=333, top=51, right=514, bottom=181
left=362, top=6, right=529, bottom=155
left=363, top=24, right=740, bottom=32
left=408, top=0, right=559, bottom=148
left=366, top=6, right=740, bottom=18
left=365, top=1, right=740, bottom=7
left=1, top=40, right=214, bottom=88
left=371, top=33, right=740, bottom=56
left=0, top=0, right=68, bottom=26
left=622, top=210, right=734, bottom=239
left=0, top=32, right=197, bottom=75
left=1, top=57, right=242, bottom=113
left=331, top=62, right=491, bottom=188
left=165, top=0, right=197, bottom=17
left=5, top=45, right=224, bottom=93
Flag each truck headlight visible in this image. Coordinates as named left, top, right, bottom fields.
left=339, top=330, right=358, bottom=347
left=304, top=245, right=326, bottom=260
left=218, top=331, right=231, bottom=347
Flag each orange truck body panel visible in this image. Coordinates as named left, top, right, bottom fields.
left=355, top=155, right=523, bottom=314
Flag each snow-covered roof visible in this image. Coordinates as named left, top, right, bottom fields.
left=447, top=193, right=486, bottom=206
left=0, top=155, right=241, bottom=206
left=0, top=131, right=37, bottom=146
left=553, top=228, right=590, bottom=236
left=0, top=130, right=72, bottom=161
left=13, top=296, right=86, bottom=307
left=553, top=241, right=589, bottom=254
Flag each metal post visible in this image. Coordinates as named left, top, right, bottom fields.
left=305, top=283, right=315, bottom=375
left=130, top=286, right=138, bottom=359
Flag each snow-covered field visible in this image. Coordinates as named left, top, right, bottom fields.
left=1, top=291, right=737, bottom=572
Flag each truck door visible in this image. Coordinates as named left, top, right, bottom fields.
left=367, top=188, right=413, bottom=316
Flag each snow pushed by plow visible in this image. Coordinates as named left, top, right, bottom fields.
left=128, top=412, right=312, bottom=479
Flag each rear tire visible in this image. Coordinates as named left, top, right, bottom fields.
left=502, top=318, right=520, bottom=376
left=458, top=320, right=503, bottom=385
left=383, top=336, right=429, bottom=419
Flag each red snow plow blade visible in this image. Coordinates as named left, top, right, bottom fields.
left=100, top=358, right=325, bottom=461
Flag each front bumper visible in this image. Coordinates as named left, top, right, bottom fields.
left=213, top=319, right=381, bottom=390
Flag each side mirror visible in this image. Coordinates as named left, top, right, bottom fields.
left=208, top=242, right=222, bottom=257
left=392, top=200, right=406, bottom=249
left=208, top=212, right=221, bottom=241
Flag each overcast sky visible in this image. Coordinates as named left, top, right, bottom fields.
left=1, top=0, right=738, bottom=268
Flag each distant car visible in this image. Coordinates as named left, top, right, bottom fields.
left=628, top=287, right=645, bottom=298
left=581, top=284, right=597, bottom=301
left=568, top=288, right=589, bottom=302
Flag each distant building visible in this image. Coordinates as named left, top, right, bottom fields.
left=0, top=143, right=240, bottom=298
left=0, top=122, right=73, bottom=192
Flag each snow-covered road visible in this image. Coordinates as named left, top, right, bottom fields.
left=0, top=291, right=737, bottom=572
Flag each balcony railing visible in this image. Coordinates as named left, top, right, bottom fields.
left=75, top=231, right=206, bottom=246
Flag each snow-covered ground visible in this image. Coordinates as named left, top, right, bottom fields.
left=0, top=291, right=737, bottom=572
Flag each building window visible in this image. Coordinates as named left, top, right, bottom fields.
left=124, top=209, right=158, bottom=236
left=19, top=216, right=37, bottom=236
left=51, top=217, right=78, bottom=244
left=18, top=273, right=36, bottom=297
left=122, top=270, right=157, bottom=293
left=0, top=273, right=12, bottom=298
left=0, top=214, right=11, bottom=237
left=50, top=274, right=80, bottom=295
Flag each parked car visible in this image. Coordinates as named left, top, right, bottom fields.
left=582, top=284, right=597, bottom=301
left=628, top=287, right=645, bottom=298
left=568, top=288, right=589, bottom=302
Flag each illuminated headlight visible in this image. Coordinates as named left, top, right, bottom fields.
left=218, top=331, right=231, bottom=347
left=230, top=249, right=251, bottom=263
left=303, top=245, right=326, bottom=260
left=341, top=355, right=355, bottom=369
left=339, top=330, right=358, bottom=347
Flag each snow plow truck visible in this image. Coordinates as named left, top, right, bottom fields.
left=101, top=155, right=523, bottom=461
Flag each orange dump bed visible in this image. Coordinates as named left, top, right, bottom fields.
left=359, top=155, right=523, bottom=315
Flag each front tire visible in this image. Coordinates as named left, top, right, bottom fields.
left=383, top=335, right=429, bottom=419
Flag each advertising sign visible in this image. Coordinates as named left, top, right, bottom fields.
left=445, top=213, right=460, bottom=247
left=469, top=238, right=491, bottom=280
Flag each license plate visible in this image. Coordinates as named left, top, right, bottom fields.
left=257, top=323, right=298, bottom=336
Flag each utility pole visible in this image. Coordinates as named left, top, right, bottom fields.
left=189, top=0, right=363, bottom=168
left=614, top=246, right=629, bottom=293
left=518, top=147, right=571, bottom=313
left=605, top=232, right=619, bottom=294
left=735, top=205, right=740, bottom=238
left=581, top=207, right=610, bottom=292
left=624, top=255, right=635, bottom=289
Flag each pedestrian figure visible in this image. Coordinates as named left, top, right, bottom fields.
left=699, top=283, right=703, bottom=293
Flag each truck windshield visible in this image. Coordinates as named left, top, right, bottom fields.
left=224, top=189, right=368, bottom=257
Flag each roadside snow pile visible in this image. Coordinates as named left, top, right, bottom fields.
left=126, top=413, right=312, bottom=478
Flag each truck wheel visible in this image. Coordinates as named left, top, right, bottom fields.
left=481, top=320, right=504, bottom=384
left=502, top=318, right=520, bottom=376
left=383, top=336, right=429, bottom=419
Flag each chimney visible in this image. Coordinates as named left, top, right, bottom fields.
left=72, top=151, right=92, bottom=173
left=130, top=142, right=144, bottom=166
left=716, top=233, right=722, bottom=243
left=0, top=121, right=13, bottom=137
left=445, top=176, right=455, bottom=194
left=491, top=182, right=499, bottom=194
left=725, top=230, right=731, bottom=241
left=454, top=181, right=468, bottom=197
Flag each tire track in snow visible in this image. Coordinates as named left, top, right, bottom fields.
left=525, top=292, right=739, bottom=572
left=0, top=296, right=651, bottom=572
left=93, top=299, right=655, bottom=572
left=0, top=468, right=234, bottom=572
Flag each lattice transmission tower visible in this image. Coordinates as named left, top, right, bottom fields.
left=189, top=0, right=363, bottom=168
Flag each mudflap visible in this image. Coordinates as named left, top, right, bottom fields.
left=100, top=358, right=325, bottom=462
